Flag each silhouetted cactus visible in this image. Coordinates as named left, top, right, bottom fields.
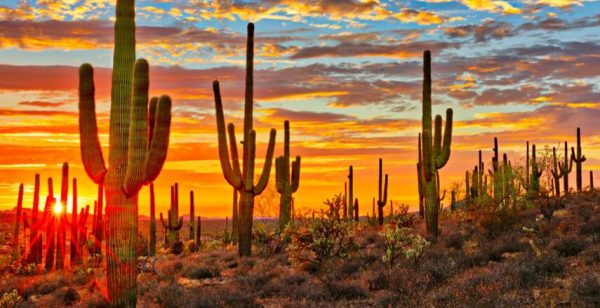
left=348, top=166, right=354, bottom=221
left=377, top=158, right=389, bottom=225
left=189, top=190, right=195, bottom=242
left=77, top=205, right=90, bottom=260
left=276, top=120, right=301, bottom=230
left=149, top=183, right=156, bottom=257
left=450, top=190, right=457, bottom=211
left=420, top=50, right=453, bottom=237
left=196, top=217, right=201, bottom=250
left=45, top=177, right=55, bottom=271
left=77, top=1, right=172, bottom=302
left=55, top=162, right=68, bottom=270
left=224, top=216, right=230, bottom=244
left=571, top=127, right=586, bottom=193
left=551, top=147, right=563, bottom=197
left=28, top=174, right=42, bottom=264
left=213, top=23, right=276, bottom=257
left=465, top=170, right=471, bottom=206
left=353, top=198, right=359, bottom=222
left=559, top=141, right=573, bottom=195
left=528, top=144, right=543, bottom=199
left=12, top=183, right=24, bottom=259
left=590, top=171, right=594, bottom=192
left=417, top=134, right=425, bottom=217
left=232, top=189, right=238, bottom=245
left=70, top=178, right=79, bottom=264
left=91, top=183, right=103, bottom=258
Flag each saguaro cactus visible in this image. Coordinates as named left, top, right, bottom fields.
left=45, top=178, right=55, bottom=271
left=571, top=128, right=586, bottom=193
left=343, top=182, right=348, bottom=218
left=196, top=217, right=201, bottom=250
left=417, top=134, right=425, bottom=217
left=590, top=171, right=594, bottom=192
left=528, top=144, right=543, bottom=198
left=232, top=189, right=238, bottom=245
left=348, top=165, right=354, bottom=220
left=353, top=198, right=359, bottom=222
left=465, top=170, right=471, bottom=205
left=550, top=147, right=563, bottom=197
left=559, top=141, right=573, bottom=195
left=377, top=158, right=388, bottom=225
left=92, top=184, right=103, bottom=257
left=28, top=174, right=42, bottom=264
left=420, top=50, right=453, bottom=237
left=149, top=183, right=156, bottom=257
left=213, top=23, right=276, bottom=257
left=12, top=183, right=24, bottom=259
left=55, top=162, right=68, bottom=270
left=70, top=178, right=79, bottom=264
left=189, top=190, right=195, bottom=242
left=276, top=120, right=301, bottom=230
left=161, top=185, right=183, bottom=248
left=77, top=0, right=172, bottom=304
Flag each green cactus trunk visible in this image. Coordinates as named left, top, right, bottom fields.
left=559, top=141, right=573, bottom=195
left=213, top=23, right=276, bottom=257
left=348, top=166, right=354, bottom=220
left=417, top=134, right=425, bottom=218
left=276, top=120, right=301, bottom=230
left=528, top=144, right=542, bottom=199
left=420, top=50, right=453, bottom=237
left=149, top=183, right=156, bottom=257
left=551, top=147, right=562, bottom=197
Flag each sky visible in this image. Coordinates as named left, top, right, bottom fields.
left=0, top=0, right=599, bottom=218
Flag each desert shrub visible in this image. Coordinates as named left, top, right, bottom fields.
left=513, top=252, right=564, bottom=287
left=430, top=267, right=506, bottom=307
left=183, top=265, right=220, bottom=280
left=0, top=290, right=21, bottom=308
left=253, top=227, right=285, bottom=258
left=137, top=232, right=148, bottom=257
left=339, top=259, right=362, bottom=276
left=479, top=207, right=520, bottom=239
left=580, top=217, right=600, bottom=240
left=52, top=287, right=79, bottom=306
left=552, top=236, right=585, bottom=257
left=385, top=267, right=431, bottom=304
left=420, top=249, right=463, bottom=284
left=9, top=260, right=38, bottom=275
left=325, top=280, right=367, bottom=300
left=183, top=240, right=198, bottom=253
left=477, top=233, right=526, bottom=263
left=22, top=274, right=66, bottom=298
left=581, top=244, right=600, bottom=265
left=570, top=273, right=600, bottom=307
left=390, top=203, right=416, bottom=228
left=171, top=241, right=184, bottom=255
left=380, top=224, right=429, bottom=267
left=285, top=198, right=357, bottom=267
left=155, top=283, right=186, bottom=308
left=82, top=292, right=110, bottom=308
left=444, top=231, right=464, bottom=249
left=205, top=240, right=223, bottom=250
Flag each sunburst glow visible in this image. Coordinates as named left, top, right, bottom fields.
left=53, top=202, right=62, bottom=215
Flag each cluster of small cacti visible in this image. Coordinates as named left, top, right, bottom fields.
left=12, top=163, right=99, bottom=272
left=160, top=183, right=183, bottom=250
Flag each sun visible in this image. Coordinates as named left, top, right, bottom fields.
left=53, top=202, right=63, bottom=215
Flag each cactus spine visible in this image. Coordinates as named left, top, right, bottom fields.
left=77, top=0, right=172, bottom=303
left=213, top=23, right=276, bottom=257
left=189, top=190, right=195, bottom=242
left=149, top=183, right=156, bottom=256
left=420, top=50, right=453, bottom=237
left=232, top=189, right=238, bottom=245
left=571, top=127, right=586, bottom=193
left=377, top=158, right=388, bottom=225
left=276, top=120, right=301, bottom=230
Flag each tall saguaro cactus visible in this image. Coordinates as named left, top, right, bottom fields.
left=377, top=158, right=388, bottom=225
left=571, top=127, right=586, bottom=193
left=213, top=23, right=276, bottom=257
left=420, top=50, right=453, bottom=237
left=189, top=190, right=195, bottom=242
left=56, top=162, right=68, bottom=270
left=348, top=165, right=354, bottom=220
left=12, top=183, right=24, bottom=259
left=559, top=141, right=573, bottom=195
left=528, top=144, right=543, bottom=198
left=28, top=174, right=42, bottom=264
left=77, top=0, right=172, bottom=304
left=232, top=189, right=238, bottom=245
left=276, top=120, right=301, bottom=230
left=149, top=183, right=156, bottom=257
left=417, top=134, right=425, bottom=217
left=550, top=147, right=563, bottom=197
left=70, top=178, right=79, bottom=264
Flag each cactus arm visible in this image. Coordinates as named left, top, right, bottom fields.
left=422, top=131, right=433, bottom=181
left=291, top=156, right=301, bottom=193
left=433, top=115, right=442, bottom=155
left=254, top=128, right=277, bottom=195
left=78, top=64, right=107, bottom=184
left=123, top=59, right=149, bottom=195
left=382, top=174, right=388, bottom=206
left=227, top=123, right=243, bottom=182
left=213, top=80, right=242, bottom=188
left=144, top=95, right=172, bottom=183
left=174, top=217, right=183, bottom=230
left=159, top=212, right=168, bottom=229
left=435, top=108, right=453, bottom=169
left=148, top=97, right=158, bottom=146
